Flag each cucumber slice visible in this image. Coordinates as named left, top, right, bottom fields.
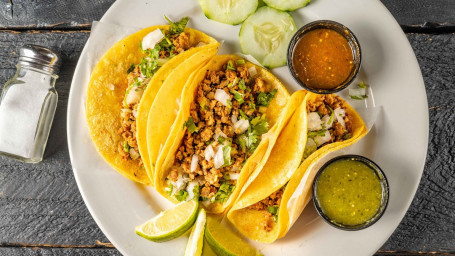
left=263, top=0, right=311, bottom=11
left=199, top=0, right=258, bottom=25
left=239, top=6, right=296, bottom=68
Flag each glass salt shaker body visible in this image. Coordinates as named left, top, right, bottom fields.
left=0, top=45, right=60, bottom=163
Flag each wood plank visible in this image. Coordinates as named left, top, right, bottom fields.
left=380, top=0, right=455, bottom=29
left=0, top=0, right=453, bottom=30
left=0, top=247, right=120, bottom=255
left=379, top=33, right=455, bottom=253
left=0, top=31, right=454, bottom=254
left=0, top=0, right=114, bottom=29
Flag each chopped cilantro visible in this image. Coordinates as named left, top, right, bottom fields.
left=222, top=146, right=232, bottom=167
left=164, top=16, right=189, bottom=35
left=235, top=59, right=245, bottom=65
left=226, top=99, right=232, bottom=109
left=248, top=101, right=256, bottom=110
left=213, top=181, right=235, bottom=203
left=228, top=78, right=238, bottom=88
left=257, top=89, right=277, bottom=107
left=192, top=185, right=200, bottom=198
left=342, top=133, right=352, bottom=140
left=231, top=90, right=244, bottom=104
left=239, top=115, right=270, bottom=153
left=217, top=136, right=226, bottom=144
left=239, top=109, right=249, bottom=120
left=127, top=64, right=135, bottom=74
left=123, top=141, right=130, bottom=153
left=200, top=100, right=208, bottom=110
left=267, top=206, right=280, bottom=222
left=349, top=95, right=368, bottom=100
left=308, top=129, right=327, bottom=138
left=358, top=81, right=367, bottom=88
left=165, top=183, right=173, bottom=196
left=250, top=115, right=269, bottom=135
left=226, top=60, right=235, bottom=71
left=327, top=105, right=334, bottom=124
left=205, top=140, right=213, bottom=145
left=267, top=206, right=279, bottom=215
left=238, top=79, right=247, bottom=90
left=224, top=173, right=230, bottom=180
left=184, top=117, right=199, bottom=134
left=175, top=190, right=188, bottom=201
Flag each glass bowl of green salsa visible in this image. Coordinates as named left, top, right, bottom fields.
left=312, top=155, right=389, bottom=231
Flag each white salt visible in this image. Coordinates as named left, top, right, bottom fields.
left=0, top=72, right=49, bottom=158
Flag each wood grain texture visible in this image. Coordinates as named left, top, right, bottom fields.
left=380, top=0, right=455, bottom=28
left=0, top=0, right=453, bottom=30
left=0, top=247, right=120, bottom=255
left=0, top=0, right=114, bottom=29
left=377, top=33, right=455, bottom=254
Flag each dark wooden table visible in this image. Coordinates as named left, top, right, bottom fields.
left=0, top=1, right=454, bottom=255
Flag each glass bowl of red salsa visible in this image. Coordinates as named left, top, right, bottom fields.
left=287, top=20, right=361, bottom=94
left=312, top=155, right=389, bottom=231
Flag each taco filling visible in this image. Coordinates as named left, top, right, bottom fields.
left=247, top=94, right=353, bottom=232
left=118, top=17, right=193, bottom=164
left=164, top=60, right=278, bottom=205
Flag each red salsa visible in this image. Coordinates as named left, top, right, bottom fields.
left=292, top=28, right=354, bottom=90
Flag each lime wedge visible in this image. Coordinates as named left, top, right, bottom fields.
left=185, top=208, right=206, bottom=256
left=135, top=200, right=199, bottom=242
left=205, top=216, right=263, bottom=256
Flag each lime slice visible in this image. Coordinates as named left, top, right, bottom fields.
left=185, top=208, right=206, bottom=256
left=135, top=200, right=199, bottom=242
left=205, top=216, right=263, bottom=256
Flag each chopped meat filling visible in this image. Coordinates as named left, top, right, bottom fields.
left=118, top=28, right=191, bottom=163
left=307, top=94, right=352, bottom=145
left=248, top=186, right=285, bottom=232
left=166, top=60, right=277, bottom=204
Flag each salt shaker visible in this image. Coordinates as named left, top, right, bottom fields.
left=0, top=45, right=60, bottom=163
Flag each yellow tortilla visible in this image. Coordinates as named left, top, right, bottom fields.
left=86, top=25, right=216, bottom=184
left=227, top=91, right=368, bottom=243
left=144, top=43, right=219, bottom=185
left=154, top=55, right=291, bottom=214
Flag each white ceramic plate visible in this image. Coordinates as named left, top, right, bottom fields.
left=67, top=0, right=428, bottom=255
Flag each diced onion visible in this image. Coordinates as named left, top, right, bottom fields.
left=227, top=172, right=240, bottom=180
left=132, top=109, right=138, bottom=118
left=126, top=87, right=144, bottom=105
left=314, top=130, right=332, bottom=147
left=205, top=145, right=215, bottom=161
left=349, top=88, right=366, bottom=99
left=248, top=66, right=257, bottom=77
left=334, top=108, right=346, bottom=127
left=234, top=119, right=249, bottom=134
left=191, top=154, right=199, bottom=173
left=307, top=112, right=323, bottom=131
left=142, top=29, right=164, bottom=50
left=214, top=146, right=224, bottom=169
left=129, top=148, right=139, bottom=160
left=231, top=114, right=238, bottom=124
left=321, top=114, right=333, bottom=129
left=186, top=181, right=199, bottom=200
left=215, top=89, right=230, bottom=106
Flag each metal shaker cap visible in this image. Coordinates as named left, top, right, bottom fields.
left=19, top=45, right=60, bottom=75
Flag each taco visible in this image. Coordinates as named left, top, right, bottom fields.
left=227, top=92, right=368, bottom=243
left=86, top=17, right=218, bottom=184
left=153, top=55, right=291, bottom=214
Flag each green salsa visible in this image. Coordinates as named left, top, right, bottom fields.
left=315, top=159, right=383, bottom=226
